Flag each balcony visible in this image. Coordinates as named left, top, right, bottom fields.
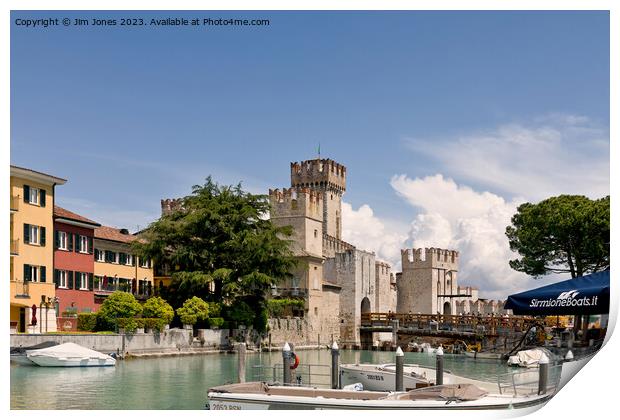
left=10, top=239, right=19, bottom=256
left=10, top=195, right=19, bottom=212
left=271, top=287, right=308, bottom=298
left=11, top=280, right=30, bottom=299
left=93, top=281, right=154, bottom=300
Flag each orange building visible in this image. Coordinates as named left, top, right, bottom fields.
left=10, top=165, right=66, bottom=333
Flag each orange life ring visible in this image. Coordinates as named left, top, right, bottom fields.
left=290, top=352, right=300, bottom=370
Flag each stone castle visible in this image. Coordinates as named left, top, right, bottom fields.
left=161, top=157, right=508, bottom=346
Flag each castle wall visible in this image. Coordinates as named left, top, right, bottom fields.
left=398, top=248, right=459, bottom=315
left=337, top=249, right=376, bottom=346
left=374, top=262, right=393, bottom=313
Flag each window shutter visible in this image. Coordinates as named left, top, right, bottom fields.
left=74, top=271, right=81, bottom=289
left=88, top=273, right=94, bottom=291
left=40, top=266, right=46, bottom=282
left=132, top=254, right=136, bottom=266
left=40, top=227, right=46, bottom=246
left=88, top=237, right=93, bottom=254
left=23, top=185, right=30, bottom=203
left=54, top=269, right=60, bottom=288
left=68, top=271, right=74, bottom=289
left=119, top=252, right=126, bottom=265
left=74, top=234, right=78, bottom=251
left=40, top=189, right=46, bottom=207
left=68, top=233, right=73, bottom=251
left=54, top=230, right=59, bottom=249
left=24, top=223, right=30, bottom=243
left=24, top=264, right=31, bottom=282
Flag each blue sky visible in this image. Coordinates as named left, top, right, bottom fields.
left=11, top=11, right=609, bottom=297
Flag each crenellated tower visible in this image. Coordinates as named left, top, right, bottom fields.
left=397, top=247, right=459, bottom=315
left=290, top=158, right=346, bottom=239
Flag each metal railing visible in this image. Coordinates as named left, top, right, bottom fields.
left=496, top=364, right=562, bottom=396
left=361, top=312, right=536, bottom=334
left=252, top=363, right=331, bottom=388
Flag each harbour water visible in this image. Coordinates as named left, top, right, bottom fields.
left=11, top=349, right=523, bottom=410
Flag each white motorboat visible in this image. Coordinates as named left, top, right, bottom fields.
left=340, top=363, right=509, bottom=394
left=26, top=342, right=116, bottom=367
left=206, top=381, right=554, bottom=412
left=507, top=348, right=551, bottom=368
left=10, top=341, right=59, bottom=366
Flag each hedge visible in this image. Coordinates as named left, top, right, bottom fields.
left=77, top=313, right=98, bottom=331
left=117, top=317, right=167, bottom=333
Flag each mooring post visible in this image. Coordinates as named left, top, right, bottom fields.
left=391, top=319, right=400, bottom=350
left=436, top=346, right=444, bottom=385
left=538, top=353, right=549, bottom=395
left=282, top=342, right=292, bottom=385
left=237, top=343, right=246, bottom=383
left=331, top=341, right=340, bottom=389
left=395, top=346, right=404, bottom=391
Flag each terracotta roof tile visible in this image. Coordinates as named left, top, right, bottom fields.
left=53, top=206, right=100, bottom=226
left=94, top=225, right=139, bottom=243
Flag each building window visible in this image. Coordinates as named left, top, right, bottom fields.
left=140, top=258, right=151, bottom=268
left=29, top=225, right=40, bottom=245
left=314, top=229, right=318, bottom=238
left=24, top=264, right=45, bottom=283
left=79, top=272, right=88, bottom=290
left=28, top=187, right=40, bottom=205
left=126, top=254, right=133, bottom=266
left=314, top=307, right=318, bottom=316
left=79, top=235, right=88, bottom=253
left=95, top=249, right=105, bottom=262
left=58, top=270, right=67, bottom=288
left=58, top=231, right=68, bottom=250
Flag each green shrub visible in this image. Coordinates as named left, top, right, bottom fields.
left=266, top=298, right=305, bottom=318
left=176, top=296, right=210, bottom=325
left=207, top=302, right=222, bottom=317
left=77, top=313, right=98, bottom=331
left=117, top=317, right=139, bottom=333
left=98, top=292, right=143, bottom=330
left=142, top=296, right=174, bottom=324
left=208, top=317, right=225, bottom=329
left=143, top=317, right=167, bottom=332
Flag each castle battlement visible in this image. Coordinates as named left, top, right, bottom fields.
left=161, top=198, right=184, bottom=216
left=290, top=158, right=346, bottom=192
left=401, top=247, right=459, bottom=269
left=269, top=187, right=322, bottom=220
left=323, top=233, right=354, bottom=257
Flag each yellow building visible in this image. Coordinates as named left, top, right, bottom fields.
left=93, top=226, right=154, bottom=301
left=10, top=165, right=66, bottom=333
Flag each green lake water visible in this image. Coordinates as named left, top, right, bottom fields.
left=10, top=349, right=523, bottom=410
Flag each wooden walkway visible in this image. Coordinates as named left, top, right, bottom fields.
left=360, top=312, right=536, bottom=337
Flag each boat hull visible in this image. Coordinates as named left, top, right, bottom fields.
left=27, top=354, right=115, bottom=367
left=207, top=392, right=552, bottom=413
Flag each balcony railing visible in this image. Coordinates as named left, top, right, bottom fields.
left=94, top=282, right=154, bottom=299
left=11, top=280, right=30, bottom=298
left=10, top=239, right=19, bottom=255
left=10, top=195, right=19, bottom=212
left=271, top=287, right=308, bottom=298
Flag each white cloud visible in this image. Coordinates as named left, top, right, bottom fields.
left=406, top=114, right=609, bottom=201
left=341, top=202, right=407, bottom=269
left=391, top=174, right=559, bottom=299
